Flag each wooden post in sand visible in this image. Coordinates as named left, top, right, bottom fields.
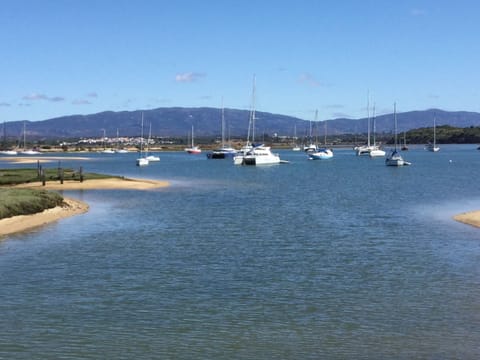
left=37, top=160, right=41, bottom=177
left=79, top=166, right=84, bottom=183
left=59, top=168, right=64, bottom=184
left=41, top=169, right=46, bottom=186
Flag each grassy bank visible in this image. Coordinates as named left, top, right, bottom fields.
left=0, top=188, right=64, bottom=219
left=0, top=168, right=116, bottom=220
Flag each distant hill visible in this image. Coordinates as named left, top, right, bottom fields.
left=3, top=107, right=480, bottom=140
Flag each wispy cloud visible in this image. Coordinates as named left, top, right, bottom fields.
left=298, top=73, right=322, bottom=87
left=175, top=72, right=206, bottom=83
left=0, top=102, right=10, bottom=107
left=22, top=93, right=65, bottom=102
left=411, top=8, right=426, bottom=16
left=72, top=99, right=91, bottom=105
left=87, top=92, right=98, bottom=98
left=23, top=93, right=49, bottom=101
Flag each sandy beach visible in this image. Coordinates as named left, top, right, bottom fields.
left=0, top=197, right=89, bottom=237
left=453, top=210, right=480, bottom=228
left=12, top=177, right=170, bottom=190
left=1, top=177, right=169, bottom=237
left=0, top=156, right=90, bottom=164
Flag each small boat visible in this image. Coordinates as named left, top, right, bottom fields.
left=0, top=150, right=17, bottom=155
left=309, top=148, right=333, bottom=160
left=369, top=105, right=385, bottom=157
left=20, top=121, right=41, bottom=155
left=207, top=103, right=237, bottom=159
left=240, top=144, right=281, bottom=165
left=425, top=114, right=440, bottom=152
left=136, top=113, right=149, bottom=166
left=401, top=131, right=408, bottom=151
left=386, top=103, right=411, bottom=166
left=234, top=76, right=283, bottom=166
left=184, top=125, right=202, bottom=154
left=144, top=123, right=160, bottom=161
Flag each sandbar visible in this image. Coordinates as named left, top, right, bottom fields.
left=0, top=156, right=90, bottom=164
left=0, top=197, right=89, bottom=237
left=453, top=210, right=480, bottom=228
left=11, top=177, right=170, bottom=190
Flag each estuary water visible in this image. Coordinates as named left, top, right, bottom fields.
left=1, top=145, right=480, bottom=359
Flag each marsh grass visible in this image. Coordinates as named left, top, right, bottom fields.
left=0, top=168, right=116, bottom=219
left=0, top=188, right=64, bottom=219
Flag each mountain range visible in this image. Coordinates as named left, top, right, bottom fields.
left=3, top=107, right=480, bottom=140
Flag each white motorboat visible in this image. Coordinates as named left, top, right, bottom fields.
left=309, top=148, right=333, bottom=160
left=136, top=112, right=149, bottom=166
left=240, top=144, right=281, bottom=165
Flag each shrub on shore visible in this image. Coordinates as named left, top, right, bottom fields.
left=0, top=188, right=64, bottom=220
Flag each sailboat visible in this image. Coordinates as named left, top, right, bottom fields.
left=304, top=110, right=318, bottom=153
left=401, top=131, right=409, bottom=151
left=369, top=104, right=386, bottom=157
left=101, top=129, right=115, bottom=153
left=292, top=123, right=301, bottom=151
left=0, top=121, right=17, bottom=155
left=425, top=114, right=440, bottom=152
left=386, top=103, right=411, bottom=166
left=136, top=113, right=149, bottom=166
left=309, top=118, right=333, bottom=160
left=207, top=100, right=237, bottom=159
left=145, top=123, right=160, bottom=161
left=184, top=125, right=202, bottom=154
left=115, top=128, right=129, bottom=153
left=20, top=121, right=41, bottom=155
left=233, top=75, right=281, bottom=165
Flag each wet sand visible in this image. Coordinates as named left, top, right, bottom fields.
left=453, top=210, right=480, bottom=228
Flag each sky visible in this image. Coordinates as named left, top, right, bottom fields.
left=1, top=0, right=480, bottom=122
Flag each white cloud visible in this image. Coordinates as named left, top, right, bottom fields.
left=298, top=73, right=322, bottom=87
left=175, top=72, right=206, bottom=83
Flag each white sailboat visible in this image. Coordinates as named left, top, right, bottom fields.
left=292, top=123, right=301, bottom=151
left=309, top=118, right=333, bottom=160
left=184, top=125, right=202, bottom=154
left=369, top=104, right=386, bottom=157
left=101, top=129, right=115, bottom=153
left=20, top=121, right=41, bottom=155
left=115, top=128, right=129, bottom=153
left=145, top=123, right=160, bottom=161
left=233, top=75, right=281, bottom=165
left=425, top=114, right=440, bottom=152
left=0, top=121, right=17, bottom=155
left=207, top=100, right=237, bottom=159
left=386, top=103, right=411, bottom=166
left=136, top=113, right=149, bottom=166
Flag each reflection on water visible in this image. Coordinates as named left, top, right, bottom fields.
left=1, top=146, right=480, bottom=359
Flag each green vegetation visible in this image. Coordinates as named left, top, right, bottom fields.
left=0, top=168, right=118, bottom=220
left=0, top=168, right=115, bottom=186
left=0, top=188, right=64, bottom=219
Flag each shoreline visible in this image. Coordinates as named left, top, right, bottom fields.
left=0, top=197, right=89, bottom=237
left=453, top=210, right=480, bottom=228
left=11, top=177, right=170, bottom=191
left=1, top=177, right=170, bottom=237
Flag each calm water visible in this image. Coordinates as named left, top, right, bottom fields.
left=1, top=146, right=480, bottom=359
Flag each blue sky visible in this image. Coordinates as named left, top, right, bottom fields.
left=1, top=0, right=479, bottom=122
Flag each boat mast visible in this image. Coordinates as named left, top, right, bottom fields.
left=372, top=103, right=376, bottom=146
left=393, top=102, right=398, bottom=151
left=251, top=75, right=256, bottom=144
left=221, top=97, right=225, bottom=148
left=433, top=112, right=436, bottom=147
left=366, top=92, right=371, bottom=147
